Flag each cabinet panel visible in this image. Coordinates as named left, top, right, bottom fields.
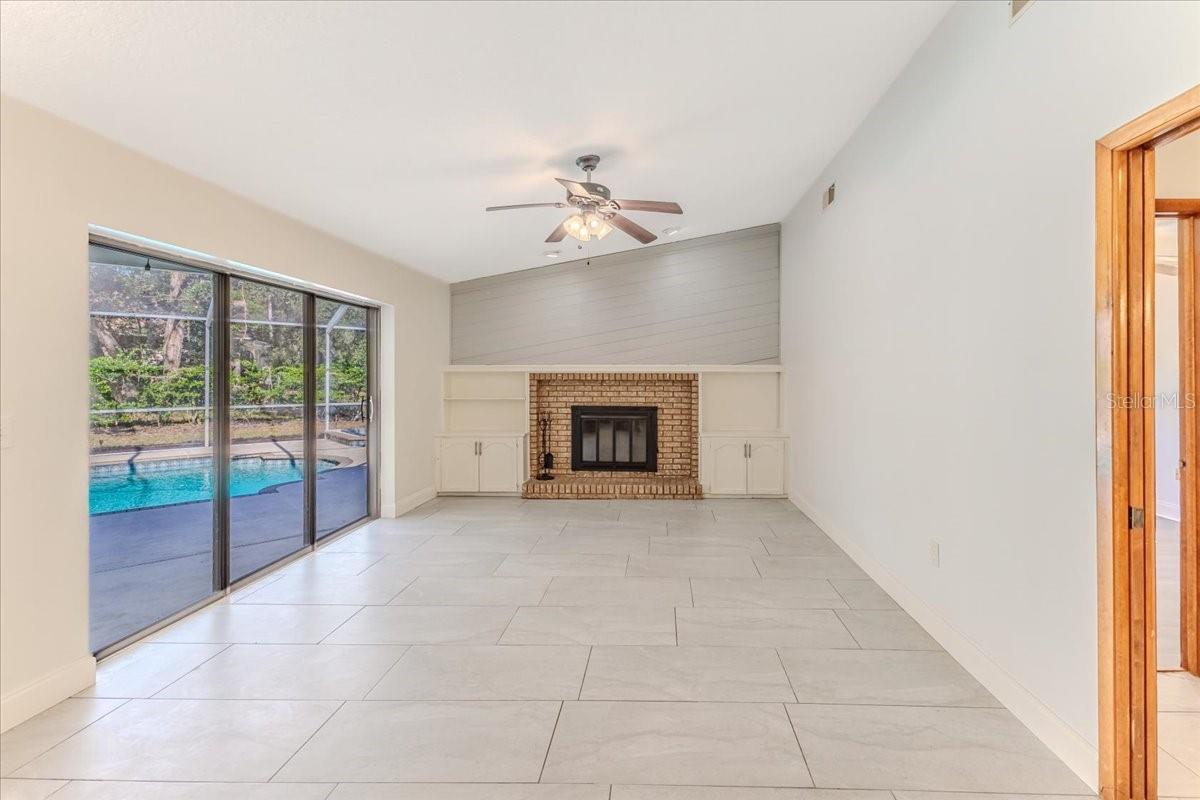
left=708, top=439, right=749, bottom=495
left=479, top=438, right=520, bottom=492
left=747, top=438, right=786, bottom=496
left=701, top=372, right=780, bottom=432
left=439, top=438, right=479, bottom=492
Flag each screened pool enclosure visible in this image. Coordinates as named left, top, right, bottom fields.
left=88, top=241, right=378, bottom=653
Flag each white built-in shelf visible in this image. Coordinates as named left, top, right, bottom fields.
left=442, top=370, right=529, bottom=436
left=436, top=431, right=527, bottom=437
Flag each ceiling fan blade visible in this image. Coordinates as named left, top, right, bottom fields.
left=608, top=213, right=657, bottom=244
left=545, top=221, right=570, bottom=243
left=485, top=202, right=566, bottom=211
left=555, top=178, right=595, bottom=198
left=613, top=200, right=683, bottom=214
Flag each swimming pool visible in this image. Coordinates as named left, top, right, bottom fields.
left=89, top=456, right=337, bottom=514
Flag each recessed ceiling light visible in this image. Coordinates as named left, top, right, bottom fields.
left=543, top=250, right=561, bottom=258
left=663, top=226, right=681, bottom=237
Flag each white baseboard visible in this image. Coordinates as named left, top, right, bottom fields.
left=1158, top=500, right=1181, bottom=522
left=1, top=654, right=96, bottom=733
left=386, top=485, right=436, bottom=518
left=789, top=490, right=1099, bottom=793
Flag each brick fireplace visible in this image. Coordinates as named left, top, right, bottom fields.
left=523, top=372, right=701, bottom=499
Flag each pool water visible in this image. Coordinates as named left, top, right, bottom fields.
left=89, top=456, right=337, bottom=514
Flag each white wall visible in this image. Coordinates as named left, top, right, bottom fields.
left=0, top=96, right=449, bottom=730
left=779, top=0, right=1199, bottom=788
left=1156, top=264, right=1181, bottom=520
left=1155, top=134, right=1200, bottom=521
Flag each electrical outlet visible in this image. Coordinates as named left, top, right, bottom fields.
left=929, top=539, right=941, bottom=568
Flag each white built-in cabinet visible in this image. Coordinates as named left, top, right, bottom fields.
left=701, top=436, right=787, bottom=496
left=437, top=434, right=525, bottom=493
left=435, top=366, right=788, bottom=498
left=437, top=370, right=528, bottom=494
left=708, top=438, right=752, bottom=494
left=699, top=370, right=787, bottom=497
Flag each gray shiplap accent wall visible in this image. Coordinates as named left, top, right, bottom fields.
left=450, top=224, right=780, bottom=365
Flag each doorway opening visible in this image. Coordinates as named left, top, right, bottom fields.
left=1095, top=85, right=1200, bottom=800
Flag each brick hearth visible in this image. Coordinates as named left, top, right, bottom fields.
left=523, top=372, right=701, bottom=499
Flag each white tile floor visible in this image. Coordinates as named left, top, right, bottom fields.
left=1157, top=517, right=1200, bottom=795
left=0, top=498, right=1100, bottom=799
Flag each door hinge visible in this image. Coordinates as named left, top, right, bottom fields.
left=1129, top=506, right=1145, bottom=530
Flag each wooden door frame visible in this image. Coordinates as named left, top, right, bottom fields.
left=1096, top=84, right=1200, bottom=800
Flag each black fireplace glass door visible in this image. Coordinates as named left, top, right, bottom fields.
left=571, top=405, right=657, bottom=471
left=582, top=419, right=598, bottom=462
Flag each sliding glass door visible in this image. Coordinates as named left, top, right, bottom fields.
left=227, top=278, right=309, bottom=580
left=315, top=299, right=371, bottom=537
left=87, top=242, right=377, bottom=653
left=88, top=245, right=219, bottom=652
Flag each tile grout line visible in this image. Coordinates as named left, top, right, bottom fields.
left=382, top=576, right=420, bottom=605
left=42, top=781, right=73, bottom=799
left=147, top=643, right=235, bottom=698
left=358, top=645, right=414, bottom=700
left=266, top=699, right=345, bottom=783
left=782, top=702, right=817, bottom=789
left=3, top=697, right=133, bottom=775
left=236, top=697, right=1042, bottom=709
left=494, top=605, right=523, bottom=644
left=535, top=577, right=555, bottom=607
left=577, top=646, right=593, bottom=700
left=536, top=700, right=565, bottom=783
left=350, top=551, right=390, bottom=576
left=826, top=578, right=852, bottom=611
left=832, top=608, right=864, bottom=649
left=773, top=646, right=800, bottom=703
left=315, top=605, right=368, bottom=645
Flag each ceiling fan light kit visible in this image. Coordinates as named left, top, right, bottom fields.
left=486, top=154, right=683, bottom=246
left=562, top=211, right=612, bottom=242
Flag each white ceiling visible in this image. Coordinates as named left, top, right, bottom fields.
left=0, top=0, right=951, bottom=282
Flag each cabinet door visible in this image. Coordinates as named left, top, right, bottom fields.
left=478, top=437, right=520, bottom=492
left=708, top=439, right=749, bottom=495
left=747, top=438, right=786, bottom=496
left=439, top=438, right=479, bottom=492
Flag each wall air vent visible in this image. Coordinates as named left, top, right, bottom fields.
left=822, top=183, right=836, bottom=210
left=1010, top=0, right=1033, bottom=23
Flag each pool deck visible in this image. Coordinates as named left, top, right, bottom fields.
left=89, top=462, right=368, bottom=651
left=90, top=436, right=367, bottom=468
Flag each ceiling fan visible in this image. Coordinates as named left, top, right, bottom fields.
left=486, top=154, right=683, bottom=245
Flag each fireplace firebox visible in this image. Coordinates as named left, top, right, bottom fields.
left=571, top=405, right=657, bottom=472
